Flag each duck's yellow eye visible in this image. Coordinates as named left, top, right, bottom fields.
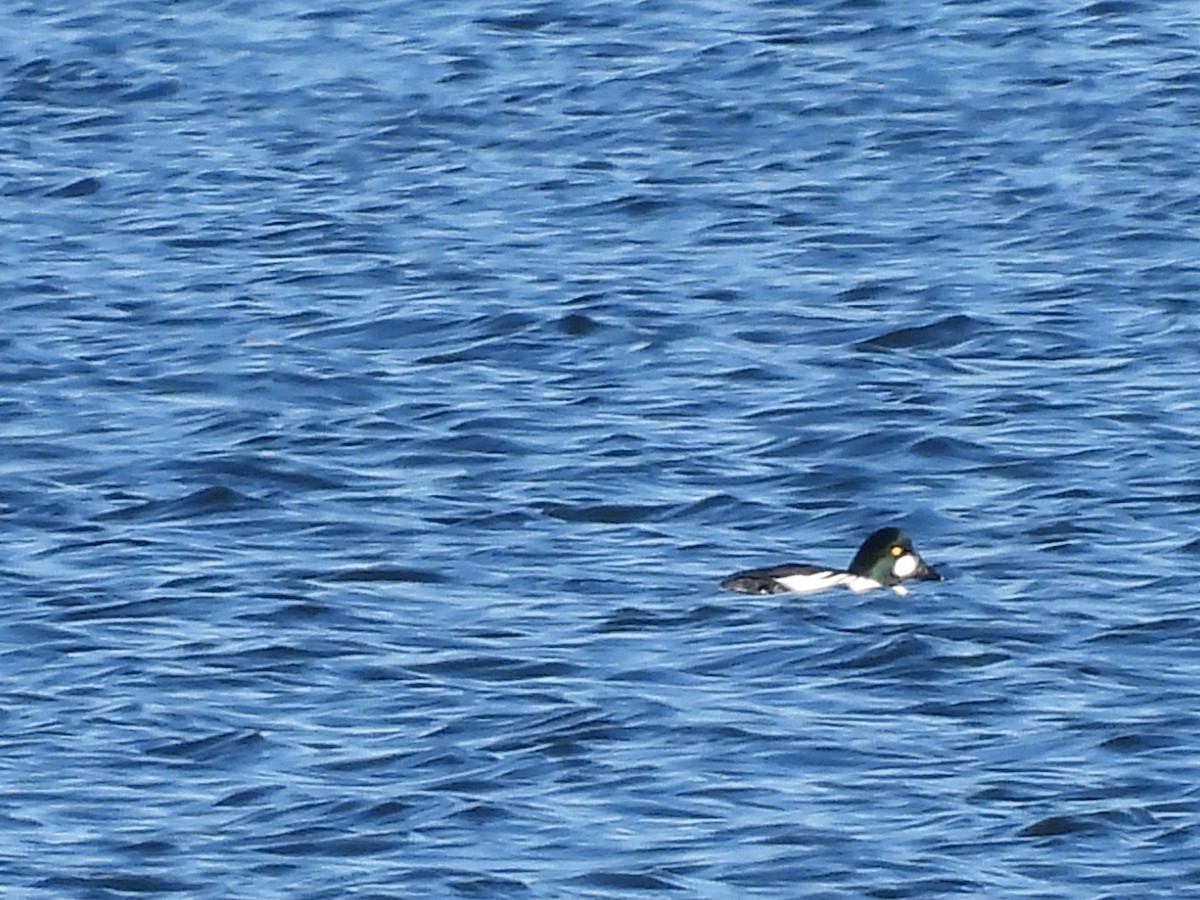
left=890, top=545, right=904, bottom=557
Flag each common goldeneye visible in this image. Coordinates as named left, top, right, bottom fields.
left=720, top=527, right=941, bottom=596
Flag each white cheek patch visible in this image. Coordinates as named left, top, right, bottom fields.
left=892, top=553, right=919, bottom=579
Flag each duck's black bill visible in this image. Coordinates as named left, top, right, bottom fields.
left=916, top=561, right=942, bottom=581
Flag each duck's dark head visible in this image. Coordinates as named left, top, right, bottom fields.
left=848, top=527, right=941, bottom=587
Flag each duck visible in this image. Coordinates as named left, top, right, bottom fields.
left=720, top=527, right=941, bottom=596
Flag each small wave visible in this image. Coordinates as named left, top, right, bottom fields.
left=856, top=314, right=982, bottom=351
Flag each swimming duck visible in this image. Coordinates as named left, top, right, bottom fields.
left=720, top=527, right=941, bottom=596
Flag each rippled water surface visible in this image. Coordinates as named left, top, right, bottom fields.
left=4, top=1, right=1200, bottom=897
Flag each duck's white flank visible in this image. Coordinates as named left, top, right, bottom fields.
left=773, top=570, right=884, bottom=595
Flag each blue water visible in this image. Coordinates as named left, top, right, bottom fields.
left=3, top=1, right=1200, bottom=897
